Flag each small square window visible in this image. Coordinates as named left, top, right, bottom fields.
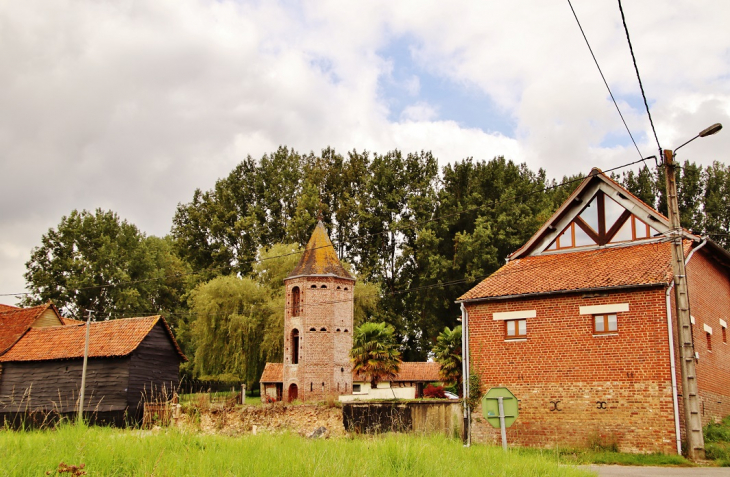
left=353, top=384, right=362, bottom=393
left=505, top=319, right=526, bottom=339
left=594, top=314, right=618, bottom=334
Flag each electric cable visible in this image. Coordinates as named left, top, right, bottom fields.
left=566, top=0, right=644, bottom=160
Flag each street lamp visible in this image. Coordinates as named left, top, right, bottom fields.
left=663, top=122, right=722, bottom=461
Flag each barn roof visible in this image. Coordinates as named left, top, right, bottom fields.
left=459, top=240, right=691, bottom=302
left=287, top=221, right=353, bottom=280
left=259, top=361, right=441, bottom=384
left=0, top=303, right=61, bottom=355
left=260, top=363, right=283, bottom=383
left=0, top=315, right=187, bottom=362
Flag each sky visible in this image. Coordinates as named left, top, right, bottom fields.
left=1, top=0, right=729, bottom=305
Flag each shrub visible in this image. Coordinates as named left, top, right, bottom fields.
left=423, top=385, right=446, bottom=399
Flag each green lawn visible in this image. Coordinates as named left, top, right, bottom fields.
left=0, top=425, right=594, bottom=477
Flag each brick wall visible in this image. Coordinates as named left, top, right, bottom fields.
left=686, top=249, right=730, bottom=425
left=282, top=276, right=354, bottom=402
left=466, top=287, right=678, bottom=453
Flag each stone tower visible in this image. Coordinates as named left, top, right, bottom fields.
left=282, top=221, right=355, bottom=402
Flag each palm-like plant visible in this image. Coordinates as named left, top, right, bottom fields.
left=433, top=326, right=462, bottom=390
left=350, top=322, right=402, bottom=388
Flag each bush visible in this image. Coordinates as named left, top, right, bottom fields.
left=423, top=385, right=446, bottom=399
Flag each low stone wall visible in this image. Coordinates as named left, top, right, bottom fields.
left=179, top=403, right=346, bottom=437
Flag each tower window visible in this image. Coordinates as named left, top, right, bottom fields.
left=321, top=284, right=327, bottom=289
left=336, top=286, right=341, bottom=290
left=291, top=287, right=300, bottom=317
left=344, top=287, right=348, bottom=291
left=311, top=284, right=317, bottom=289
left=309, top=327, right=316, bottom=332
left=291, top=329, right=299, bottom=364
left=320, top=327, right=327, bottom=332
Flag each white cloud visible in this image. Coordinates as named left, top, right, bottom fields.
left=1, top=0, right=729, bottom=304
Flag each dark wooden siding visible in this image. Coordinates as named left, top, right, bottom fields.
left=127, top=322, right=181, bottom=411
left=0, top=357, right=130, bottom=413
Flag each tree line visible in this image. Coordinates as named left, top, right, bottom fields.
left=21, top=147, right=730, bottom=388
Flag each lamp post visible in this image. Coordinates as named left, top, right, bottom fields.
left=663, top=122, right=722, bottom=461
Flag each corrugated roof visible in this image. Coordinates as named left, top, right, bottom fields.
left=260, top=362, right=283, bottom=383
left=287, top=221, right=353, bottom=279
left=0, top=303, right=56, bottom=355
left=459, top=241, right=691, bottom=301
left=0, top=316, right=187, bottom=362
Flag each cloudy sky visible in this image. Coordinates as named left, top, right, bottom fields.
left=1, top=0, right=729, bottom=305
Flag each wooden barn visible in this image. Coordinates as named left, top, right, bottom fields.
left=0, top=315, right=186, bottom=425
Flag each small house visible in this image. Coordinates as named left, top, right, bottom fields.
left=0, top=315, right=186, bottom=425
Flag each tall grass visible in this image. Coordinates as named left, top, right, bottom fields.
left=0, top=425, right=593, bottom=476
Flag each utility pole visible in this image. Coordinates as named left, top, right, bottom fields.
left=78, top=309, right=93, bottom=424
left=663, top=149, right=705, bottom=460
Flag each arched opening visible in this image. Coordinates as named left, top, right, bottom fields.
left=320, top=327, right=327, bottom=332
left=320, top=284, right=327, bottom=288
left=291, top=287, right=300, bottom=316
left=291, top=329, right=299, bottom=364
left=288, top=383, right=298, bottom=402
left=311, top=284, right=317, bottom=289
left=309, top=327, right=316, bottom=332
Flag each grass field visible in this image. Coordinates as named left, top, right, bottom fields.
left=0, top=424, right=594, bottom=477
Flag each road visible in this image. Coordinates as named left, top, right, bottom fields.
left=580, top=465, right=730, bottom=476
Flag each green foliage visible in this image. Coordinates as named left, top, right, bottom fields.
left=704, top=415, right=730, bottom=466
left=0, top=425, right=593, bottom=476
left=433, top=326, right=462, bottom=389
left=187, top=243, right=301, bottom=386
left=466, top=370, right=483, bottom=412
left=350, top=322, right=401, bottom=387
left=23, top=209, right=190, bottom=319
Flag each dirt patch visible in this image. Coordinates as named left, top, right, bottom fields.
left=178, top=403, right=346, bottom=437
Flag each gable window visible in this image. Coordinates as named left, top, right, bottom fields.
left=505, top=319, right=526, bottom=339
left=545, top=192, right=659, bottom=251
left=291, top=287, right=301, bottom=317
left=593, top=314, right=618, bottom=335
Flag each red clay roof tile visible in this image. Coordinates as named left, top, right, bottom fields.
left=260, top=361, right=442, bottom=384
left=260, top=362, right=283, bottom=383
left=0, top=304, right=55, bottom=355
left=460, top=241, right=691, bottom=301
left=0, top=316, right=186, bottom=362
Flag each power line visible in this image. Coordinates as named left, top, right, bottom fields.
left=617, top=0, right=663, bottom=157
left=566, top=0, right=644, bottom=161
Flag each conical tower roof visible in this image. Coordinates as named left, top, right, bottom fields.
left=287, top=221, right=353, bottom=280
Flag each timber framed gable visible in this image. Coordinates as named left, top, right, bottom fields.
left=510, top=168, right=687, bottom=260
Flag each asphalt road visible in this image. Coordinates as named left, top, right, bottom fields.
left=580, top=465, right=730, bottom=476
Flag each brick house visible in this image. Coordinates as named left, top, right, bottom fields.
left=457, top=168, right=730, bottom=454
left=261, top=221, right=440, bottom=402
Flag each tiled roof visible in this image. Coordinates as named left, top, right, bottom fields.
left=459, top=241, right=691, bottom=301
left=0, top=316, right=187, bottom=362
left=287, top=221, right=353, bottom=279
left=260, top=362, right=283, bottom=383
left=0, top=304, right=55, bottom=355
left=0, top=304, right=19, bottom=312
left=353, top=362, right=442, bottom=383
left=390, top=362, right=441, bottom=382
left=259, top=361, right=442, bottom=384
left=61, top=317, right=84, bottom=325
